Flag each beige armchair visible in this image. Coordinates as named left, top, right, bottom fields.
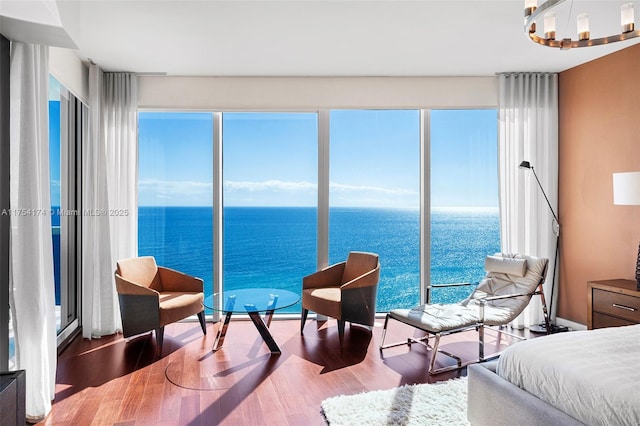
left=114, top=256, right=206, bottom=356
left=300, top=251, right=380, bottom=345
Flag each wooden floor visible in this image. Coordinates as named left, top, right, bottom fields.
left=40, top=316, right=528, bottom=425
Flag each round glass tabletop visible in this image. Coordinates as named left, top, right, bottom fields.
left=204, top=288, right=300, bottom=313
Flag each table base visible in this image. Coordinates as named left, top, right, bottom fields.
left=212, top=307, right=280, bottom=354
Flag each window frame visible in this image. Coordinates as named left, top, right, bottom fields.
left=50, top=75, right=83, bottom=350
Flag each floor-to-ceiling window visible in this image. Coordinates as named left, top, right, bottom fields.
left=429, top=109, right=500, bottom=303
left=138, top=108, right=498, bottom=315
left=138, top=112, right=214, bottom=296
left=222, top=112, right=318, bottom=313
left=329, top=110, right=421, bottom=311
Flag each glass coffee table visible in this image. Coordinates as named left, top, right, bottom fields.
left=204, top=288, right=299, bottom=354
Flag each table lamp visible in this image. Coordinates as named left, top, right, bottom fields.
left=613, top=171, right=640, bottom=290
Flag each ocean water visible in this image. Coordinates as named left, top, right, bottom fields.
left=138, top=206, right=500, bottom=313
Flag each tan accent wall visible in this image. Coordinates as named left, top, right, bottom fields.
left=558, top=43, right=640, bottom=325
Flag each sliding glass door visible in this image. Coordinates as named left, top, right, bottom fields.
left=49, top=75, right=81, bottom=346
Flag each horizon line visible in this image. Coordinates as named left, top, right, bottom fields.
left=137, top=205, right=499, bottom=210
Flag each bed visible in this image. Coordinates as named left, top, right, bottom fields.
left=467, top=324, right=640, bottom=426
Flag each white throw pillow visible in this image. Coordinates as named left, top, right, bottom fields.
left=484, top=255, right=527, bottom=277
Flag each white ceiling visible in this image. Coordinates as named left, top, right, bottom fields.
left=14, top=1, right=640, bottom=76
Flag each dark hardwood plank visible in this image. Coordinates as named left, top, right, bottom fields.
left=39, top=317, right=528, bottom=425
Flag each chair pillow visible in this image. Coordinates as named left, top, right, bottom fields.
left=484, top=255, right=527, bottom=277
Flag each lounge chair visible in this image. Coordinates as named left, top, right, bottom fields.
left=380, top=253, right=549, bottom=374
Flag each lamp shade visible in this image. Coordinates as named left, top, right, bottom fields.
left=613, top=172, right=640, bottom=205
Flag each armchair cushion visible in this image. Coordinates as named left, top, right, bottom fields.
left=159, top=292, right=205, bottom=326
left=389, top=302, right=517, bottom=333
left=302, top=287, right=342, bottom=319
left=390, top=304, right=480, bottom=333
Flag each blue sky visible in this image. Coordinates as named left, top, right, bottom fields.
left=137, top=110, right=498, bottom=208
left=431, top=109, right=498, bottom=208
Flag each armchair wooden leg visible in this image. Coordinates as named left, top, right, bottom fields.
left=337, top=319, right=345, bottom=347
left=155, top=326, right=165, bottom=358
left=301, top=308, right=309, bottom=334
left=197, top=311, right=207, bottom=335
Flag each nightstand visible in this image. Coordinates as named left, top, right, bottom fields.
left=587, top=279, right=640, bottom=329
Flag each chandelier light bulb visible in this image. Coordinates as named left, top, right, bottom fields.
left=544, top=12, right=556, bottom=40
left=577, top=13, right=590, bottom=40
left=621, top=3, right=635, bottom=33
left=525, top=0, right=538, bottom=16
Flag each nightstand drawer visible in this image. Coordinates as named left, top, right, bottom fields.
left=592, top=312, right=637, bottom=329
left=592, top=289, right=640, bottom=323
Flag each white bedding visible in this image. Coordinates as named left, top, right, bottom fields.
left=497, top=324, right=640, bottom=426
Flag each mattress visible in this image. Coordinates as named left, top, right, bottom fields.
left=497, top=324, right=640, bottom=426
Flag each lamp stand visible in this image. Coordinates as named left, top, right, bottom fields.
left=519, top=161, right=568, bottom=334
left=529, top=234, right=568, bottom=334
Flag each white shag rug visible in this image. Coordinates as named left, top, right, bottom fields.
left=321, top=377, right=469, bottom=426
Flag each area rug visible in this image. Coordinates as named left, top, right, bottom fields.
left=321, top=377, right=469, bottom=426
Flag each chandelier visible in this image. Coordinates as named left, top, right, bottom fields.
left=524, top=0, right=640, bottom=49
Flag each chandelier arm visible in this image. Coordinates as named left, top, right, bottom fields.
left=524, top=0, right=640, bottom=50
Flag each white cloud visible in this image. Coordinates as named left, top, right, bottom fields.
left=329, top=182, right=417, bottom=196
left=139, top=178, right=418, bottom=207
left=139, top=179, right=213, bottom=205
left=223, top=180, right=418, bottom=208
left=224, top=179, right=417, bottom=196
left=139, top=179, right=213, bottom=194
left=224, top=180, right=316, bottom=192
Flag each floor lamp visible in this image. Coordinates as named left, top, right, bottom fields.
left=519, top=161, right=568, bottom=333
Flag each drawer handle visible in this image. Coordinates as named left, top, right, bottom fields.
left=612, top=303, right=637, bottom=312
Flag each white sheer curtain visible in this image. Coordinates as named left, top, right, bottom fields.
left=103, top=72, right=138, bottom=261
left=82, top=65, right=138, bottom=338
left=498, top=73, right=559, bottom=328
left=82, top=64, right=117, bottom=338
left=9, top=42, right=57, bottom=422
